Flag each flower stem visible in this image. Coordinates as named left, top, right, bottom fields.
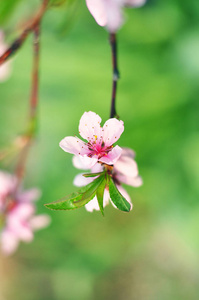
left=109, top=33, right=120, bottom=119
left=14, top=23, right=41, bottom=190
left=30, top=23, right=40, bottom=121
left=0, top=0, right=48, bottom=66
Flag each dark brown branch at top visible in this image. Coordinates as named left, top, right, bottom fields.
left=0, top=0, right=48, bottom=66
left=109, top=33, right=120, bottom=119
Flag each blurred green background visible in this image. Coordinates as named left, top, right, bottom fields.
left=1, top=0, right=199, bottom=299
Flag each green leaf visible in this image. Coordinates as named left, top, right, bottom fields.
left=76, top=175, right=104, bottom=203
left=83, top=172, right=104, bottom=178
left=44, top=192, right=84, bottom=211
left=45, top=175, right=105, bottom=211
left=0, top=0, right=22, bottom=25
left=96, top=178, right=106, bottom=216
left=109, top=178, right=131, bottom=212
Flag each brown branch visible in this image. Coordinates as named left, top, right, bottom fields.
left=109, top=33, right=120, bottom=119
left=0, top=0, right=48, bottom=66
left=14, top=23, right=41, bottom=190
left=30, top=23, right=40, bottom=119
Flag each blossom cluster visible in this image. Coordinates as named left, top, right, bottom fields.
left=58, top=111, right=142, bottom=213
left=0, top=171, right=50, bottom=255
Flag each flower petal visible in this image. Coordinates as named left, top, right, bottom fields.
left=124, top=0, right=146, bottom=7
left=1, top=229, right=19, bottom=255
left=72, top=155, right=98, bottom=169
left=77, top=155, right=98, bottom=168
left=121, top=147, right=136, bottom=159
left=17, top=188, right=41, bottom=203
left=73, top=173, right=94, bottom=187
left=73, top=156, right=89, bottom=170
left=79, top=111, right=102, bottom=144
left=86, top=0, right=107, bottom=27
left=105, top=0, right=124, bottom=32
left=85, top=188, right=110, bottom=212
left=117, top=174, right=143, bottom=187
left=29, top=215, right=51, bottom=230
left=85, top=196, right=99, bottom=212
left=99, top=145, right=122, bottom=165
left=59, top=136, right=89, bottom=156
left=114, top=156, right=138, bottom=177
left=10, top=203, right=35, bottom=221
left=102, top=118, right=124, bottom=147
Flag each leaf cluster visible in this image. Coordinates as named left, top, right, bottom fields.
left=45, top=172, right=131, bottom=215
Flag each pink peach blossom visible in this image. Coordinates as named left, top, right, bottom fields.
left=0, top=171, right=50, bottom=255
left=60, top=111, right=124, bottom=168
left=0, top=31, right=11, bottom=82
left=86, top=0, right=146, bottom=32
left=73, top=147, right=142, bottom=212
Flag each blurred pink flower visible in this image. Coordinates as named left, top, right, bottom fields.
left=73, top=147, right=143, bottom=212
left=60, top=111, right=124, bottom=168
left=86, top=0, right=146, bottom=32
left=0, top=31, right=11, bottom=82
left=0, top=171, right=50, bottom=255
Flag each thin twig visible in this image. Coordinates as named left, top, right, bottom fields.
left=14, top=23, right=41, bottom=190
left=109, top=33, right=120, bottom=119
left=30, top=23, right=40, bottom=119
left=0, top=0, right=48, bottom=66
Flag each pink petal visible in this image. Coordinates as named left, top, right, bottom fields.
left=73, top=155, right=103, bottom=172
left=91, top=163, right=104, bottom=173
left=86, top=0, right=107, bottom=26
left=1, top=229, right=19, bottom=255
left=7, top=213, right=34, bottom=242
left=0, top=171, right=16, bottom=196
left=117, top=174, right=143, bottom=187
left=102, top=118, right=124, bottom=147
left=29, top=215, right=51, bottom=230
left=124, top=0, right=146, bottom=7
left=104, top=0, right=124, bottom=32
left=114, top=156, right=138, bottom=177
left=72, top=155, right=90, bottom=170
left=79, top=111, right=102, bottom=144
left=73, top=155, right=98, bottom=169
left=59, top=136, right=89, bottom=156
left=85, top=189, right=110, bottom=212
left=18, top=188, right=41, bottom=203
left=10, top=203, right=35, bottom=221
left=15, top=225, right=34, bottom=242
left=73, top=173, right=94, bottom=187
left=121, top=147, right=136, bottom=159
left=99, top=145, right=122, bottom=165
left=85, top=196, right=99, bottom=212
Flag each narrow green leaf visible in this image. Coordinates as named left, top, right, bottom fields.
left=75, top=175, right=104, bottom=203
left=83, top=172, right=104, bottom=178
left=45, top=192, right=84, bottom=211
left=109, top=178, right=131, bottom=212
left=96, top=178, right=106, bottom=216
left=45, top=175, right=105, bottom=211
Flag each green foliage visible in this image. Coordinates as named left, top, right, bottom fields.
left=83, top=172, right=105, bottom=178
left=0, top=0, right=22, bottom=25
left=49, top=0, right=76, bottom=8
left=45, top=175, right=105, bottom=211
left=96, top=177, right=106, bottom=216
left=109, top=178, right=131, bottom=212
left=45, top=171, right=131, bottom=214
left=49, top=0, right=68, bottom=7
